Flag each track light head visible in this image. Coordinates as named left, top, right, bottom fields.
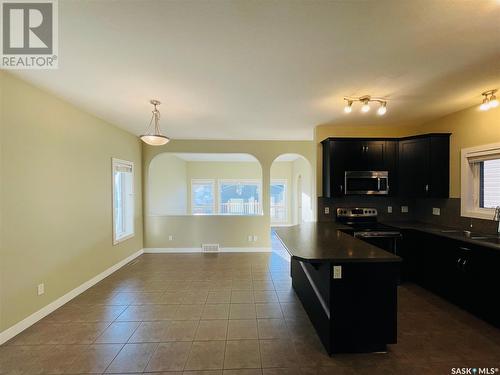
left=480, top=97, right=490, bottom=111
left=489, top=94, right=499, bottom=108
left=377, top=102, right=387, bottom=116
left=344, top=100, right=353, bottom=113
left=361, top=100, right=370, bottom=113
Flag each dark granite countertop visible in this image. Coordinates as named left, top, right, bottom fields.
left=382, top=221, right=500, bottom=251
left=274, top=222, right=401, bottom=263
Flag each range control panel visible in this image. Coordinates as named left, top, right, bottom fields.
left=336, top=208, right=378, bottom=218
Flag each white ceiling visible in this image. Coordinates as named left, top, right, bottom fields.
left=12, top=0, right=500, bottom=140
left=173, top=153, right=299, bottom=162
left=173, top=153, right=258, bottom=162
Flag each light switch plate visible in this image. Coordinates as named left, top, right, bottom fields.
left=401, top=206, right=409, bottom=213
left=387, top=206, right=393, bottom=213
left=333, top=266, right=342, bottom=279
left=324, top=207, right=330, bottom=215
left=253, top=235, right=258, bottom=242
left=168, top=235, right=173, bottom=241
left=37, top=283, right=44, bottom=296
left=248, top=235, right=253, bottom=242
left=433, top=207, right=441, bottom=216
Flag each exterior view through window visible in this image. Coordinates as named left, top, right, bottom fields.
left=191, top=179, right=215, bottom=214
left=480, top=159, right=500, bottom=208
left=270, top=181, right=287, bottom=223
left=112, top=159, right=134, bottom=244
left=219, top=180, right=261, bottom=215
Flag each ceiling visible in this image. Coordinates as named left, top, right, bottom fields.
left=12, top=0, right=500, bottom=140
left=173, top=153, right=299, bottom=162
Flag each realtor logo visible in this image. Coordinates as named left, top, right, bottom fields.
left=1, top=0, right=58, bottom=69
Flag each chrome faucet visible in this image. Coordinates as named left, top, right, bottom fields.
left=494, top=206, right=500, bottom=234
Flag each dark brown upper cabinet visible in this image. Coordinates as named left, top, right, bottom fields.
left=398, top=134, right=450, bottom=198
left=321, top=134, right=450, bottom=198
left=321, top=138, right=397, bottom=197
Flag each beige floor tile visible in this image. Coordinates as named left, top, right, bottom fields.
left=165, top=320, right=199, bottom=341
left=196, top=320, right=228, bottom=341
left=174, top=304, right=204, bottom=320
left=224, top=370, right=263, bottom=375
left=185, top=371, right=223, bottom=375
left=67, top=343, right=123, bottom=373
left=227, top=320, right=258, bottom=340
left=182, top=290, right=210, bottom=304
left=202, top=304, right=230, bottom=320
left=106, top=343, right=157, bottom=373
left=231, top=291, right=255, bottom=303
left=253, top=291, right=279, bottom=303
left=231, top=279, right=254, bottom=291
left=128, top=321, right=170, bottom=342
left=145, top=341, right=192, bottom=372
left=207, top=290, right=232, bottom=303
left=185, top=341, right=226, bottom=370
left=116, top=304, right=179, bottom=321
left=252, top=280, right=275, bottom=291
left=161, top=291, right=186, bottom=304
left=95, top=321, right=140, bottom=343
left=256, top=304, right=283, bottom=319
left=229, top=304, right=256, bottom=319
left=224, top=340, right=261, bottom=369
left=257, top=319, right=288, bottom=339
left=260, top=339, right=298, bottom=368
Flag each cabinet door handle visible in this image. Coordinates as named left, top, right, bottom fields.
left=456, top=258, right=462, bottom=270
left=459, top=247, right=471, bottom=252
left=424, top=184, right=429, bottom=192
left=339, top=185, right=343, bottom=192
left=462, top=259, right=468, bottom=271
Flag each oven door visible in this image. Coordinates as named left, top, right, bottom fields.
left=345, top=171, right=389, bottom=195
left=353, top=232, right=402, bottom=254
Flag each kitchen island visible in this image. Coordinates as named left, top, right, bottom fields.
left=274, top=222, right=401, bottom=355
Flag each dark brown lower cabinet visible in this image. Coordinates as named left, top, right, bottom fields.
left=399, top=229, right=500, bottom=327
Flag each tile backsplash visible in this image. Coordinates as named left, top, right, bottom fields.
left=318, top=196, right=498, bottom=235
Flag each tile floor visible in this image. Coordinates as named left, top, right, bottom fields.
left=1, top=236, right=500, bottom=374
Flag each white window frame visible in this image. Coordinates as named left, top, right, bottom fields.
left=112, top=158, right=135, bottom=245
left=270, top=179, right=288, bottom=224
left=218, top=179, right=262, bottom=215
left=191, top=179, right=216, bottom=215
left=461, top=143, right=500, bottom=220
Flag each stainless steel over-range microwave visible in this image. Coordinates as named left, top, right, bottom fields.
left=344, top=171, right=389, bottom=195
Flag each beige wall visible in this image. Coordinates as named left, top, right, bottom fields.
left=417, top=106, right=500, bottom=198
left=149, top=153, right=188, bottom=215
left=143, top=140, right=316, bottom=249
left=0, top=72, right=143, bottom=332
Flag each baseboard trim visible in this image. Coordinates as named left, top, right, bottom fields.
left=144, top=247, right=272, bottom=253
left=0, top=248, right=144, bottom=345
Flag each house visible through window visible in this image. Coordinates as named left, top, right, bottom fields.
left=112, top=159, right=134, bottom=244
left=191, top=179, right=215, bottom=215
left=480, top=159, right=500, bottom=208
left=219, top=180, right=261, bottom=215
left=270, top=180, right=287, bottom=223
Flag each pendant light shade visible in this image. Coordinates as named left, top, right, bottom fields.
left=140, top=99, right=170, bottom=146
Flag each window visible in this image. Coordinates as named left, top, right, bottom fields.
left=112, top=159, right=134, bottom=244
left=191, top=179, right=215, bottom=215
left=480, top=159, right=500, bottom=208
left=270, top=180, right=287, bottom=223
left=461, top=144, right=500, bottom=219
left=219, top=179, right=261, bottom=215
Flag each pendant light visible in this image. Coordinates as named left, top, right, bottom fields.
left=140, top=99, right=170, bottom=146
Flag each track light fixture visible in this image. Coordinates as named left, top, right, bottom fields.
left=479, top=89, right=498, bottom=111
left=343, top=95, right=388, bottom=116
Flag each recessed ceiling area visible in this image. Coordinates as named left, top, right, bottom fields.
left=10, top=0, right=500, bottom=140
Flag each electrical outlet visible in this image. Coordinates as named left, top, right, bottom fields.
left=432, top=207, right=441, bottom=216
left=168, top=235, right=173, bottom=241
left=37, top=283, right=44, bottom=296
left=253, top=235, right=258, bottom=242
left=401, top=206, right=409, bottom=213
left=333, top=266, right=342, bottom=279
left=324, top=207, right=330, bottom=215
left=387, top=206, right=393, bottom=213
left=248, top=235, right=253, bottom=242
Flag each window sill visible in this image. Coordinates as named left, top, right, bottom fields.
left=461, top=209, right=495, bottom=220
left=113, top=233, right=135, bottom=245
